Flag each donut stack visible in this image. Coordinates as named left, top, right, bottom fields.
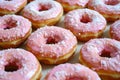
left=0, top=0, right=120, bottom=80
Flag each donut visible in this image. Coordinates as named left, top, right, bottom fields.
left=88, top=0, right=120, bottom=21
left=110, top=20, right=120, bottom=41
left=79, top=38, right=120, bottom=80
left=56, top=0, right=89, bottom=12
left=64, top=9, right=107, bottom=41
left=45, top=63, right=101, bottom=80
left=0, top=0, right=27, bottom=15
left=0, top=48, right=42, bottom=80
left=26, top=26, right=77, bottom=64
left=0, top=15, right=32, bottom=49
left=21, top=0, right=63, bottom=29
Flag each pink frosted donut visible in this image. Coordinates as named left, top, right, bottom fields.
left=22, top=0, right=63, bottom=28
left=64, top=9, right=106, bottom=41
left=0, top=48, right=42, bottom=80
left=0, top=15, right=32, bottom=48
left=56, top=0, right=89, bottom=12
left=26, top=26, right=77, bottom=64
left=0, top=0, right=27, bottom=15
left=79, top=38, right=120, bottom=80
left=110, top=20, right=120, bottom=41
left=45, top=63, right=101, bottom=80
left=88, top=0, right=120, bottom=21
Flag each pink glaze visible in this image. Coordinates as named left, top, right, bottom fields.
left=45, top=63, right=101, bottom=80
left=110, top=20, right=120, bottom=41
left=0, top=0, right=27, bottom=11
left=64, top=9, right=106, bottom=36
left=57, top=0, right=89, bottom=7
left=0, top=48, right=40, bottom=80
left=0, top=15, right=31, bottom=42
left=80, top=38, right=120, bottom=72
left=88, top=0, right=120, bottom=15
left=26, top=26, right=77, bottom=58
left=22, top=0, right=63, bottom=21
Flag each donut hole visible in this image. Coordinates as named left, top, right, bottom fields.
left=105, top=0, right=119, bottom=5
left=46, top=35, right=62, bottom=44
left=100, top=50, right=111, bottom=58
left=100, top=45, right=118, bottom=58
left=80, top=14, right=92, bottom=23
left=46, top=37, right=59, bottom=44
left=5, top=60, right=22, bottom=72
left=4, top=20, right=17, bottom=30
left=39, top=4, right=51, bottom=11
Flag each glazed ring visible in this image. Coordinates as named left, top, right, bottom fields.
left=0, top=48, right=42, bottom=80
left=0, top=15, right=32, bottom=49
left=26, top=26, right=77, bottom=64
left=79, top=38, right=120, bottom=80
left=88, top=0, right=120, bottom=21
left=0, top=0, right=27, bottom=15
left=64, top=9, right=106, bottom=41
left=45, top=63, right=101, bottom=80
left=56, top=0, right=89, bottom=12
left=21, top=0, right=63, bottom=28
left=110, top=20, right=120, bottom=41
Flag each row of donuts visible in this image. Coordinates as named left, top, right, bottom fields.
left=28, top=0, right=120, bottom=80
left=1, top=36, right=120, bottom=80
left=1, top=0, right=120, bottom=29
left=0, top=48, right=102, bottom=80
left=0, top=0, right=120, bottom=80
left=0, top=17, right=120, bottom=80
left=1, top=27, right=120, bottom=80
left=0, top=3, right=120, bottom=49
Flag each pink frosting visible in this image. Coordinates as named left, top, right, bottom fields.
left=88, top=0, right=120, bottom=15
left=80, top=38, right=120, bottom=72
left=0, top=0, right=27, bottom=11
left=64, top=9, right=106, bottom=34
left=26, top=26, right=77, bottom=58
left=0, top=15, right=31, bottom=42
left=57, top=0, right=89, bottom=7
left=22, top=0, right=63, bottom=21
left=45, top=63, right=101, bottom=80
left=110, top=20, right=120, bottom=41
left=0, top=48, right=40, bottom=80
